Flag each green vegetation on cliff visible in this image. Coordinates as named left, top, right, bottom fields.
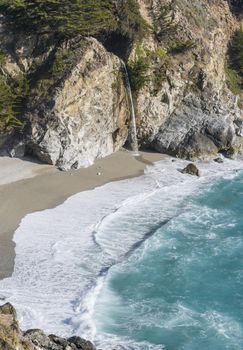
left=226, top=29, right=243, bottom=94
left=228, top=0, right=243, bottom=15
left=230, top=30, right=243, bottom=77
left=128, top=56, right=150, bottom=94
left=169, top=39, right=196, bottom=54
left=114, top=0, right=149, bottom=41
left=153, top=4, right=177, bottom=41
left=0, top=0, right=149, bottom=131
left=0, top=0, right=115, bottom=37
left=127, top=46, right=170, bottom=94
left=0, top=53, right=26, bottom=131
left=0, top=76, right=22, bottom=131
left=0, top=0, right=148, bottom=41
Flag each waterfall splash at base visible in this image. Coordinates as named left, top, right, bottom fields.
left=121, top=61, right=139, bottom=156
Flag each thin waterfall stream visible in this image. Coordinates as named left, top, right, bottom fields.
left=121, top=61, right=139, bottom=155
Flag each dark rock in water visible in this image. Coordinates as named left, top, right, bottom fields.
left=181, top=163, right=200, bottom=176
left=24, top=330, right=97, bottom=349
left=0, top=303, right=96, bottom=350
left=68, top=336, right=95, bottom=350
left=24, top=329, right=52, bottom=348
left=49, top=334, right=69, bottom=347
left=214, top=157, right=224, bottom=163
left=223, top=147, right=236, bottom=159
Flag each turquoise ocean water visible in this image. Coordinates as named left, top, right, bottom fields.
left=94, top=171, right=243, bottom=350
left=1, top=159, right=243, bottom=350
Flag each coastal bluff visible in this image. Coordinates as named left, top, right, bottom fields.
left=0, top=303, right=96, bottom=350
left=0, top=0, right=242, bottom=170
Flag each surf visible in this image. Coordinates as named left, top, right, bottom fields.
left=0, top=157, right=243, bottom=349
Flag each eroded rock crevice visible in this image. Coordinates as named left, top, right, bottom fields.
left=98, top=32, right=133, bottom=61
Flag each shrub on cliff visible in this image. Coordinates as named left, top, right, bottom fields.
left=0, top=51, right=26, bottom=131
left=169, top=39, right=196, bottom=54
left=228, top=0, right=243, bottom=15
left=127, top=46, right=170, bottom=94
left=0, top=0, right=116, bottom=37
left=153, top=4, right=177, bottom=41
left=0, top=75, right=24, bottom=131
left=114, top=0, right=149, bottom=41
left=127, top=45, right=151, bottom=94
left=226, top=29, right=243, bottom=93
left=0, top=0, right=148, bottom=42
left=128, top=56, right=150, bottom=94
left=230, top=30, right=243, bottom=76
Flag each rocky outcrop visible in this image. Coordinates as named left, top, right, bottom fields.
left=26, top=37, right=128, bottom=170
left=135, top=0, right=243, bottom=159
left=181, top=163, right=201, bottom=176
left=0, top=0, right=242, bottom=169
left=0, top=303, right=95, bottom=350
left=0, top=27, right=129, bottom=170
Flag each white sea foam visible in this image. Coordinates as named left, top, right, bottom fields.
left=203, top=310, right=243, bottom=340
left=0, top=157, right=243, bottom=349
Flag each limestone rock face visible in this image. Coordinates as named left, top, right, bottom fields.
left=26, top=37, right=128, bottom=170
left=0, top=303, right=95, bottom=350
left=0, top=0, right=242, bottom=168
left=152, top=92, right=239, bottom=159
left=0, top=25, right=129, bottom=170
left=135, top=0, right=243, bottom=159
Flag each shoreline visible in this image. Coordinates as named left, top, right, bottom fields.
left=0, top=149, right=167, bottom=280
left=1, top=152, right=243, bottom=343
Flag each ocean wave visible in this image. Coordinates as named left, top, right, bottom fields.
left=0, top=157, right=243, bottom=349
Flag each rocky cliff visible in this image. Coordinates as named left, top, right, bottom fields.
left=0, top=303, right=95, bottom=350
left=0, top=0, right=242, bottom=169
left=136, top=0, right=243, bottom=159
left=0, top=29, right=128, bottom=170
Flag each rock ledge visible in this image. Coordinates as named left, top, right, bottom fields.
left=0, top=303, right=96, bottom=350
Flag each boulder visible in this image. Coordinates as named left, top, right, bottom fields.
left=68, top=336, right=95, bottom=350
left=214, top=157, right=224, bottom=163
left=24, top=329, right=52, bottom=348
left=223, top=146, right=236, bottom=159
left=181, top=163, right=200, bottom=176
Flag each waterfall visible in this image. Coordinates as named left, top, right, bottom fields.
left=121, top=60, right=139, bottom=155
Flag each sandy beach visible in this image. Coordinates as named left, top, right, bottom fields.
left=0, top=150, right=166, bottom=280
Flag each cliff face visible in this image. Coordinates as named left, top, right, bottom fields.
left=135, top=0, right=243, bottom=159
left=0, top=26, right=128, bottom=169
left=0, top=0, right=242, bottom=169
left=26, top=37, right=128, bottom=170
